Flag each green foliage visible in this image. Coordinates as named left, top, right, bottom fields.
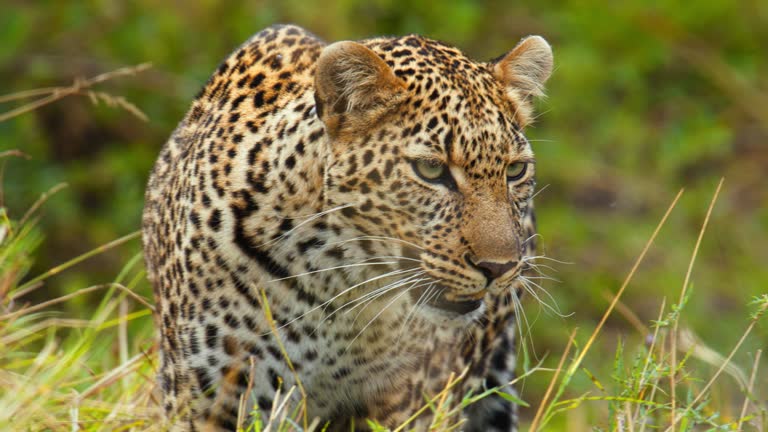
left=0, top=191, right=155, bottom=430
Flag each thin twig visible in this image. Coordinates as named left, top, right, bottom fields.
left=119, top=298, right=129, bottom=391
left=0, top=86, right=67, bottom=103
left=0, top=63, right=151, bottom=122
left=18, top=182, right=68, bottom=227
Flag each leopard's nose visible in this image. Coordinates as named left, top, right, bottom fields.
left=466, top=256, right=518, bottom=281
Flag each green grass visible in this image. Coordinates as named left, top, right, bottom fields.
left=0, top=202, right=157, bottom=430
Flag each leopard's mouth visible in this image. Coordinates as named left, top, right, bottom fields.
left=410, top=284, right=485, bottom=316
left=427, top=292, right=483, bottom=315
left=399, top=247, right=486, bottom=317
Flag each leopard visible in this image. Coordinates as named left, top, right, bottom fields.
left=142, top=24, right=552, bottom=432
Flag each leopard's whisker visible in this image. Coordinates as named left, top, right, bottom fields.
left=278, top=202, right=357, bottom=220
left=255, top=202, right=357, bottom=248
left=530, top=107, right=553, bottom=122
left=522, top=254, right=573, bottom=265
left=395, top=283, right=443, bottom=351
left=333, top=269, right=425, bottom=313
left=333, top=272, right=426, bottom=317
left=523, top=275, right=561, bottom=283
left=523, top=260, right=559, bottom=274
left=344, top=283, right=422, bottom=352
left=524, top=265, right=553, bottom=280
left=311, top=271, right=427, bottom=332
left=510, top=286, right=536, bottom=355
left=261, top=267, right=422, bottom=335
left=350, top=279, right=433, bottom=327
left=267, top=253, right=419, bottom=283
left=345, top=275, right=430, bottom=319
left=519, top=276, right=558, bottom=311
left=266, top=261, right=397, bottom=283
left=396, top=281, right=437, bottom=344
left=522, top=264, right=559, bottom=285
left=327, top=235, right=426, bottom=251
left=309, top=273, right=427, bottom=337
left=522, top=233, right=542, bottom=246
left=350, top=279, right=425, bottom=323
left=529, top=183, right=550, bottom=200
left=519, top=276, right=572, bottom=318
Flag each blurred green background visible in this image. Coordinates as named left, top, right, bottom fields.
left=2, top=0, right=766, bottom=422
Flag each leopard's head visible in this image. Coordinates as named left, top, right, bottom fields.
left=314, top=35, right=552, bottom=322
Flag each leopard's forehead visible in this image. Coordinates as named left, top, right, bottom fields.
left=363, top=35, right=529, bottom=166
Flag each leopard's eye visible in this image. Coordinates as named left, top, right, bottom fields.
left=413, top=159, right=446, bottom=181
left=506, top=162, right=528, bottom=182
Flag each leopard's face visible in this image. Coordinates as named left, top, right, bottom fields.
left=316, top=36, right=549, bottom=323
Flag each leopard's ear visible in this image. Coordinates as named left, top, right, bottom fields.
left=493, top=36, right=553, bottom=125
left=314, top=41, right=406, bottom=134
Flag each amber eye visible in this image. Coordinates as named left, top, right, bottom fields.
left=506, top=162, right=528, bottom=181
left=413, top=159, right=446, bottom=181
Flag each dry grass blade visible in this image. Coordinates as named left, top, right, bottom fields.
left=0, top=62, right=152, bottom=122
left=0, top=150, right=31, bottom=160
left=529, top=328, right=578, bottom=432
left=737, top=349, right=762, bottom=431
left=13, top=230, right=141, bottom=295
left=256, top=286, right=309, bottom=430
left=237, top=356, right=258, bottom=430
left=636, top=297, right=667, bottom=432
left=601, top=290, right=649, bottom=336
left=75, top=352, right=147, bottom=403
left=568, top=188, right=683, bottom=376
left=624, top=400, right=635, bottom=432
left=392, top=368, right=469, bottom=432
left=119, top=298, right=130, bottom=391
left=2, top=282, right=153, bottom=321
left=676, top=327, right=749, bottom=388
left=86, top=90, right=148, bottom=121
left=18, top=182, right=68, bottom=227
left=669, top=178, right=723, bottom=427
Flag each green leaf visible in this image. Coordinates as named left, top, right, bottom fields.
left=494, top=390, right=529, bottom=407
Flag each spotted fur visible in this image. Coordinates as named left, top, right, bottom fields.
left=143, top=24, right=552, bottom=431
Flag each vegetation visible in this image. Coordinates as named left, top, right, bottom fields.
left=1, top=1, right=766, bottom=430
